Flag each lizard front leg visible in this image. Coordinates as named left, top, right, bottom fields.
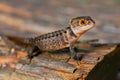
left=67, top=43, right=83, bottom=64
left=65, top=30, right=83, bottom=63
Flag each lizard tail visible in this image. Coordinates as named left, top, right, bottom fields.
left=24, top=38, right=35, bottom=44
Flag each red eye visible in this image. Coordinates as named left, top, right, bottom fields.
left=79, top=19, right=85, bottom=26
left=79, top=19, right=89, bottom=26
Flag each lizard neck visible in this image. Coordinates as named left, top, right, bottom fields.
left=69, top=26, right=82, bottom=38
left=66, top=27, right=77, bottom=37
left=65, top=27, right=80, bottom=44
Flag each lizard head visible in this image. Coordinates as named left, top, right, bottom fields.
left=70, top=16, right=95, bottom=37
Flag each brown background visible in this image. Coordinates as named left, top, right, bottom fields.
left=0, top=0, right=119, bottom=43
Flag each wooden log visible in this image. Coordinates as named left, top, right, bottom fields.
left=0, top=35, right=117, bottom=80
left=15, top=63, right=80, bottom=80
left=31, top=57, right=76, bottom=73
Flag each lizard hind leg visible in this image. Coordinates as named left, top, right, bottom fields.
left=27, top=46, right=41, bottom=64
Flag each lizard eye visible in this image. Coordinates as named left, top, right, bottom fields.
left=79, top=19, right=89, bottom=27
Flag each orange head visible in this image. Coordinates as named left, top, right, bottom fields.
left=70, top=16, right=95, bottom=37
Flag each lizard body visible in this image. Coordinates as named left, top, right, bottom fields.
left=26, top=27, right=76, bottom=51
left=25, top=16, right=95, bottom=51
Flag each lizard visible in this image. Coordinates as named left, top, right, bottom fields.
left=0, top=16, right=95, bottom=63
left=24, top=16, right=95, bottom=62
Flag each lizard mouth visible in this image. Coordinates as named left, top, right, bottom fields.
left=73, top=23, right=95, bottom=35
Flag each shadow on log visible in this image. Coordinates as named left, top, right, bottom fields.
left=86, top=44, right=120, bottom=80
